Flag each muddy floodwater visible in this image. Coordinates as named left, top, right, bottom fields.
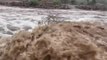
left=0, top=5, right=107, bottom=37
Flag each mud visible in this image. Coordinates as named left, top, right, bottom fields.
left=0, top=22, right=107, bottom=60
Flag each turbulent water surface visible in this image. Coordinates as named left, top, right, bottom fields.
left=0, top=5, right=107, bottom=37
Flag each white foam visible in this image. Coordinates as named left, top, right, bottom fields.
left=0, top=5, right=106, bottom=36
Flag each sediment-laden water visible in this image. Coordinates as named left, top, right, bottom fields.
left=0, top=5, right=107, bottom=37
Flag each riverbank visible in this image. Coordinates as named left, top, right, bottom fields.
left=0, top=0, right=71, bottom=9
left=76, top=4, right=107, bottom=11
left=0, top=0, right=107, bottom=11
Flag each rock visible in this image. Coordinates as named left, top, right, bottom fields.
left=0, top=36, right=1, bottom=39
left=0, top=27, right=5, bottom=32
left=7, top=24, right=20, bottom=31
left=23, top=26, right=32, bottom=31
left=5, top=31, right=13, bottom=35
left=60, top=4, right=70, bottom=9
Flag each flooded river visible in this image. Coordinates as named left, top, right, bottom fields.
left=0, top=5, right=107, bottom=37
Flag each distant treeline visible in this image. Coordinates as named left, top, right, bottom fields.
left=0, top=0, right=106, bottom=9
left=26, top=0, right=107, bottom=6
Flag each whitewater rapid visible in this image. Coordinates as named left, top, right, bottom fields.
left=0, top=5, right=107, bottom=37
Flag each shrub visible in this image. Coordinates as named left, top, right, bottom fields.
left=29, top=0, right=39, bottom=6
left=53, top=0, right=61, bottom=5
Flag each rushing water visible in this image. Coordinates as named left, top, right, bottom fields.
left=0, top=5, right=107, bottom=37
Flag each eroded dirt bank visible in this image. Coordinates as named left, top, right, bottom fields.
left=0, top=22, right=107, bottom=60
